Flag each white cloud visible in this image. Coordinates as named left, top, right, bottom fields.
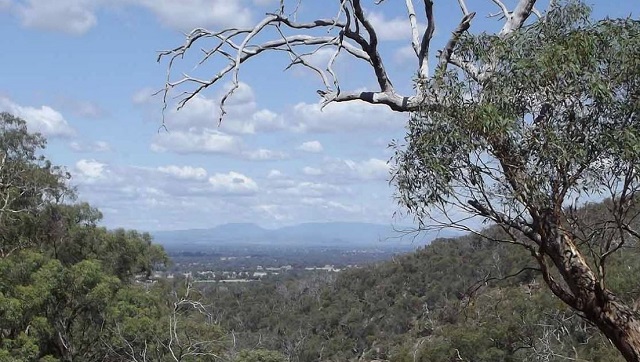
left=394, top=45, right=416, bottom=64
left=151, top=128, right=286, bottom=161
left=151, top=128, right=242, bottom=154
left=67, top=162, right=269, bottom=229
left=267, top=169, right=283, bottom=179
left=0, top=0, right=12, bottom=10
left=299, top=47, right=341, bottom=69
left=0, top=97, right=75, bottom=137
left=252, top=203, right=289, bottom=222
left=252, top=0, right=277, bottom=6
left=132, top=87, right=157, bottom=105
left=302, top=166, right=323, bottom=176
left=245, top=109, right=285, bottom=133
left=133, top=0, right=253, bottom=31
left=242, top=148, right=288, bottom=161
left=15, top=0, right=97, bottom=35
left=297, top=140, right=323, bottom=153
left=308, top=157, right=391, bottom=182
left=162, top=86, right=285, bottom=135
left=346, top=158, right=390, bottom=180
left=66, top=157, right=400, bottom=230
left=75, top=159, right=106, bottom=179
left=276, top=181, right=346, bottom=198
left=368, top=12, right=423, bottom=41
left=157, top=165, right=207, bottom=181
left=208, top=171, right=258, bottom=195
left=7, top=0, right=254, bottom=35
left=290, top=100, right=406, bottom=133
left=69, top=140, right=111, bottom=153
left=149, top=83, right=292, bottom=159
left=300, top=197, right=362, bottom=213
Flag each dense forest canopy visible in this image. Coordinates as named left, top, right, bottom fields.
left=0, top=113, right=224, bottom=361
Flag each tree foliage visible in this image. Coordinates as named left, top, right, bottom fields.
left=0, top=112, right=71, bottom=257
left=394, top=2, right=640, bottom=360
left=396, top=3, right=640, bottom=216
left=0, top=113, right=229, bottom=361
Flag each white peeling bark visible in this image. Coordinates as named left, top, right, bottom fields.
left=501, top=0, right=537, bottom=34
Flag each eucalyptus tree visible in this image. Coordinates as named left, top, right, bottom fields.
left=158, top=0, right=640, bottom=359
left=0, top=112, right=71, bottom=257
left=394, top=7, right=640, bottom=359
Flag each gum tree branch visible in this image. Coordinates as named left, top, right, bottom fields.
left=158, top=0, right=538, bottom=119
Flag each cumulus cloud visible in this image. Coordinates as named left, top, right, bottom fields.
left=242, top=148, right=288, bottom=161
left=297, top=140, right=323, bottom=153
left=208, top=171, right=258, bottom=195
left=133, top=0, right=253, bottom=31
left=394, top=45, right=416, bottom=65
left=275, top=181, right=346, bottom=198
left=157, top=165, right=207, bottom=181
left=302, top=166, right=323, bottom=176
left=14, top=0, right=97, bottom=35
left=151, top=128, right=286, bottom=161
left=345, top=158, right=390, bottom=180
left=267, top=169, right=283, bottom=179
left=75, top=159, right=106, bottom=179
left=151, top=128, right=242, bottom=154
left=0, top=97, right=75, bottom=137
left=300, top=197, right=362, bottom=213
left=69, top=140, right=111, bottom=153
left=148, top=83, right=290, bottom=159
left=162, top=85, right=285, bottom=135
left=65, top=157, right=398, bottom=230
left=306, top=157, right=391, bottom=182
left=66, top=160, right=273, bottom=229
left=289, top=100, right=406, bottom=133
left=6, top=0, right=254, bottom=35
left=368, top=12, right=423, bottom=41
left=132, top=87, right=157, bottom=105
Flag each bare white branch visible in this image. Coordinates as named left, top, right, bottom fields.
left=458, top=0, right=470, bottom=16
left=532, top=7, right=543, bottom=18
left=501, top=0, right=537, bottom=34
left=158, top=0, right=539, bottom=120
left=405, top=0, right=422, bottom=58
left=491, top=0, right=511, bottom=19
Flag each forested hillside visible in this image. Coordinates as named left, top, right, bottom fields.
left=204, top=222, right=639, bottom=361
left=2, top=111, right=640, bottom=362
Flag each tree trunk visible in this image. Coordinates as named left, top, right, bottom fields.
left=543, top=232, right=640, bottom=361
left=586, top=298, right=640, bottom=362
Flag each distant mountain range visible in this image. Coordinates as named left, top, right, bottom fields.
left=152, top=222, right=454, bottom=250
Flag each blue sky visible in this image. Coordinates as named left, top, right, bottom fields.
left=0, top=0, right=634, bottom=231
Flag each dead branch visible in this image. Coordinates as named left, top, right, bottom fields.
left=158, top=0, right=538, bottom=121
